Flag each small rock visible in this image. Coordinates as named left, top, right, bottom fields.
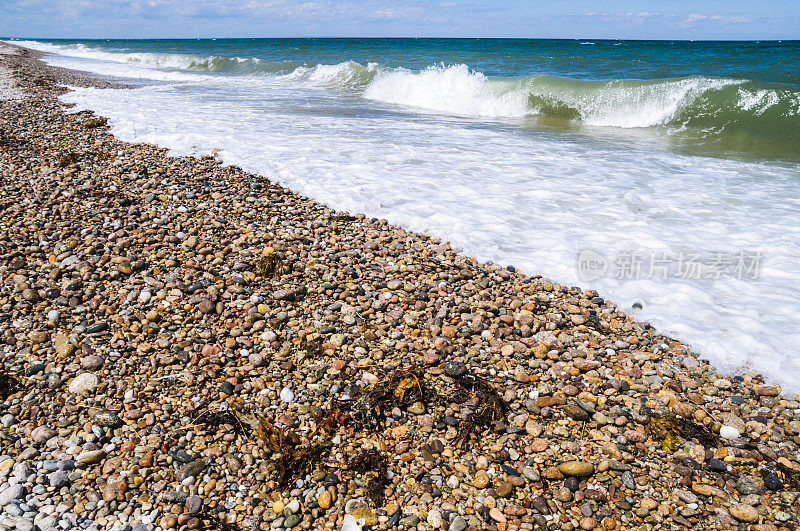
left=0, top=484, right=23, bottom=506
left=280, top=387, right=295, bottom=402
left=449, top=516, right=468, bottom=531
left=80, top=355, right=104, bottom=370
left=407, top=401, right=425, bottom=415
left=177, top=460, right=206, bottom=482
left=53, top=333, right=73, bottom=357
left=186, top=495, right=203, bottom=514
left=729, top=503, right=759, bottom=523
left=763, top=472, right=783, bottom=491
left=489, top=508, right=506, bottom=523
left=427, top=509, right=443, bottom=527
left=76, top=450, right=105, bottom=468
left=719, top=425, right=740, bottom=440
left=736, top=475, right=763, bottom=495
left=68, top=373, right=99, bottom=394
left=564, top=404, right=589, bottom=421
left=444, top=361, right=467, bottom=378
left=49, top=470, right=70, bottom=488
left=93, top=410, right=123, bottom=429
left=318, top=491, right=332, bottom=510
left=558, top=461, right=594, bottom=477
left=473, top=471, right=489, bottom=488
left=496, top=482, right=513, bottom=498
left=31, top=426, right=56, bottom=444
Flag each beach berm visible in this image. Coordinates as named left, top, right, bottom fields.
left=1, top=42, right=799, bottom=531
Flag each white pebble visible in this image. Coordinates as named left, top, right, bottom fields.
left=719, top=425, right=741, bottom=440
left=46, top=310, right=59, bottom=322
left=280, top=387, right=295, bottom=403
left=341, top=515, right=364, bottom=531
left=138, top=291, right=151, bottom=304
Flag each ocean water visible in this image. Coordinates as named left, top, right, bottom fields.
left=9, top=38, right=800, bottom=392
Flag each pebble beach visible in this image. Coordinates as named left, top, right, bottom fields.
left=1, top=41, right=800, bottom=531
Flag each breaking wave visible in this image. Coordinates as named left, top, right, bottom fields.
left=14, top=39, right=800, bottom=145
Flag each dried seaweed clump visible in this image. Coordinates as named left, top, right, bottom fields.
left=350, top=368, right=429, bottom=429
left=347, top=448, right=390, bottom=505
left=301, top=337, right=325, bottom=358
left=85, top=117, right=108, bottom=128
left=55, top=152, right=79, bottom=168
left=762, top=462, right=800, bottom=491
left=255, top=247, right=284, bottom=278
left=193, top=409, right=249, bottom=436
left=645, top=413, right=717, bottom=452
left=0, top=127, right=15, bottom=148
left=249, top=413, right=326, bottom=487
left=0, top=368, right=20, bottom=400
left=193, top=406, right=326, bottom=488
left=196, top=507, right=241, bottom=530
left=314, top=397, right=351, bottom=434
left=453, top=373, right=509, bottom=451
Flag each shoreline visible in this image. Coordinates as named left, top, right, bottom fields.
left=1, top=42, right=799, bottom=531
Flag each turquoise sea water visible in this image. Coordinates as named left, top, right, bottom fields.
left=10, top=37, right=800, bottom=392
left=15, top=37, right=800, bottom=160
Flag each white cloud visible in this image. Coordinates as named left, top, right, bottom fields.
left=684, top=13, right=708, bottom=23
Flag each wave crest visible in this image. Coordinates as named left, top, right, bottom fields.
left=12, top=39, right=800, bottom=144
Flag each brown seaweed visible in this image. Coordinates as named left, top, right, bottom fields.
left=0, top=368, right=20, bottom=400
left=347, top=448, right=390, bottom=505
left=645, top=413, right=718, bottom=452
left=314, top=398, right=351, bottom=434
left=55, top=152, right=79, bottom=168
left=250, top=413, right=326, bottom=487
left=255, top=247, right=284, bottom=278
left=85, top=117, right=108, bottom=129
left=193, top=409, right=249, bottom=437
left=453, top=373, right=509, bottom=451
left=775, top=462, right=800, bottom=490
left=350, top=367, right=429, bottom=430
left=197, top=508, right=241, bottom=530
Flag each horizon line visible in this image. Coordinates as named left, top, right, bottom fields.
left=4, top=35, right=799, bottom=42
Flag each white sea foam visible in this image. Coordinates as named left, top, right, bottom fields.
left=20, top=40, right=800, bottom=394
left=284, top=61, right=379, bottom=88
left=365, top=64, right=741, bottom=127
left=364, top=64, right=530, bottom=117
left=737, top=88, right=781, bottom=114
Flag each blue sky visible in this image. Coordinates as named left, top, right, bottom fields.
left=2, top=0, right=798, bottom=40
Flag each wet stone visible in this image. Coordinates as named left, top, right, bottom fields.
left=177, top=460, right=205, bottom=482
left=558, top=461, right=594, bottom=477
left=444, top=361, right=467, bottom=378
left=496, top=482, right=513, bottom=498
left=621, top=471, right=636, bottom=490
left=93, top=410, right=123, bottom=428
left=564, top=404, right=589, bottom=421
left=185, top=495, right=203, bottom=514
left=737, top=475, right=763, bottom=495
left=763, top=472, right=783, bottom=491
left=85, top=322, right=108, bottom=334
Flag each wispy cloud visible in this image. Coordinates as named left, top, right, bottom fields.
left=0, top=0, right=795, bottom=39
left=684, top=13, right=708, bottom=23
